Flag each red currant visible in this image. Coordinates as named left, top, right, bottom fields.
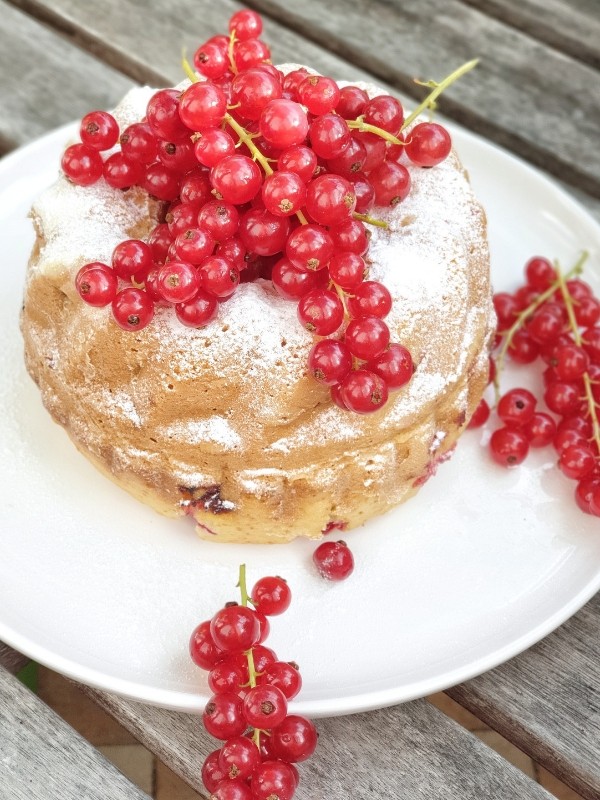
left=75, top=263, right=118, bottom=307
left=298, top=289, right=344, bottom=335
left=260, top=100, right=309, bottom=148
left=203, top=693, right=247, bottom=740
left=308, top=340, right=353, bottom=385
left=489, top=427, right=529, bottom=467
left=271, top=714, right=318, bottom=762
left=251, top=761, right=297, bottom=800
left=111, top=288, right=154, bottom=331
left=405, top=122, right=451, bottom=166
left=211, top=154, right=262, bottom=204
left=210, top=605, right=261, bottom=652
left=61, top=143, right=103, bottom=186
left=243, top=684, right=288, bottom=729
left=251, top=576, right=291, bottom=616
left=497, top=387, right=537, bottom=426
left=339, top=369, right=388, bottom=413
left=80, top=110, right=119, bottom=151
left=176, top=290, right=219, bottom=327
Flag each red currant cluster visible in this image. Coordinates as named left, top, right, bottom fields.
left=469, top=254, right=600, bottom=516
left=190, top=566, right=317, bottom=799
left=62, top=9, right=462, bottom=414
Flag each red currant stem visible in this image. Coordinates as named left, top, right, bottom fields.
left=353, top=212, right=389, bottom=229
left=237, top=563, right=252, bottom=607
left=296, top=209, right=308, bottom=225
left=181, top=51, right=199, bottom=84
left=493, top=255, right=586, bottom=404
left=346, top=117, right=403, bottom=146
left=224, top=113, right=273, bottom=176
left=555, top=255, right=600, bottom=455
left=401, top=58, right=479, bottom=132
left=228, top=30, right=238, bottom=75
left=331, top=281, right=350, bottom=320
left=236, top=563, right=261, bottom=747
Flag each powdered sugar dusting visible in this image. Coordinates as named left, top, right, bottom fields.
left=160, top=417, right=242, bottom=450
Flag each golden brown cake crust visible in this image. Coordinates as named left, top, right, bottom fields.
left=21, top=84, right=495, bottom=543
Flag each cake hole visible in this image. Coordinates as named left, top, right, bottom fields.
left=167, top=383, right=174, bottom=390
left=281, top=338, right=287, bottom=347
left=222, top=324, right=230, bottom=332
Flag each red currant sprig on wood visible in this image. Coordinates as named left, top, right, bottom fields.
left=470, top=251, right=600, bottom=517
left=190, top=565, right=317, bottom=798
left=67, top=8, right=476, bottom=415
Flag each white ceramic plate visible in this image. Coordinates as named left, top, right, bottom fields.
left=1, top=123, right=599, bottom=717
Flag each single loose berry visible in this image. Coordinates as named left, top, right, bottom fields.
left=313, top=540, right=354, bottom=580
left=262, top=171, right=306, bottom=217
left=525, top=256, right=557, bottom=291
left=309, top=113, right=351, bottom=159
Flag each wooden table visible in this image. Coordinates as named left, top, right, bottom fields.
left=1, top=1, right=599, bottom=798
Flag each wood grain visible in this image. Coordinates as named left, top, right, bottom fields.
left=83, top=687, right=553, bottom=800
left=0, top=642, right=29, bottom=675
left=461, top=0, right=600, bottom=68
left=448, top=593, right=600, bottom=800
left=0, top=0, right=133, bottom=153
left=0, top=666, right=149, bottom=799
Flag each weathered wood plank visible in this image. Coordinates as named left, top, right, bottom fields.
left=83, top=687, right=553, bottom=800
left=448, top=593, right=600, bottom=800
left=0, top=642, right=29, bottom=675
left=0, top=666, right=150, bottom=800
left=0, top=0, right=134, bottom=154
left=460, top=0, right=600, bottom=69
left=242, top=0, right=600, bottom=199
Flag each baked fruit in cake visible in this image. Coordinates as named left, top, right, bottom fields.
left=21, top=17, right=495, bottom=543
